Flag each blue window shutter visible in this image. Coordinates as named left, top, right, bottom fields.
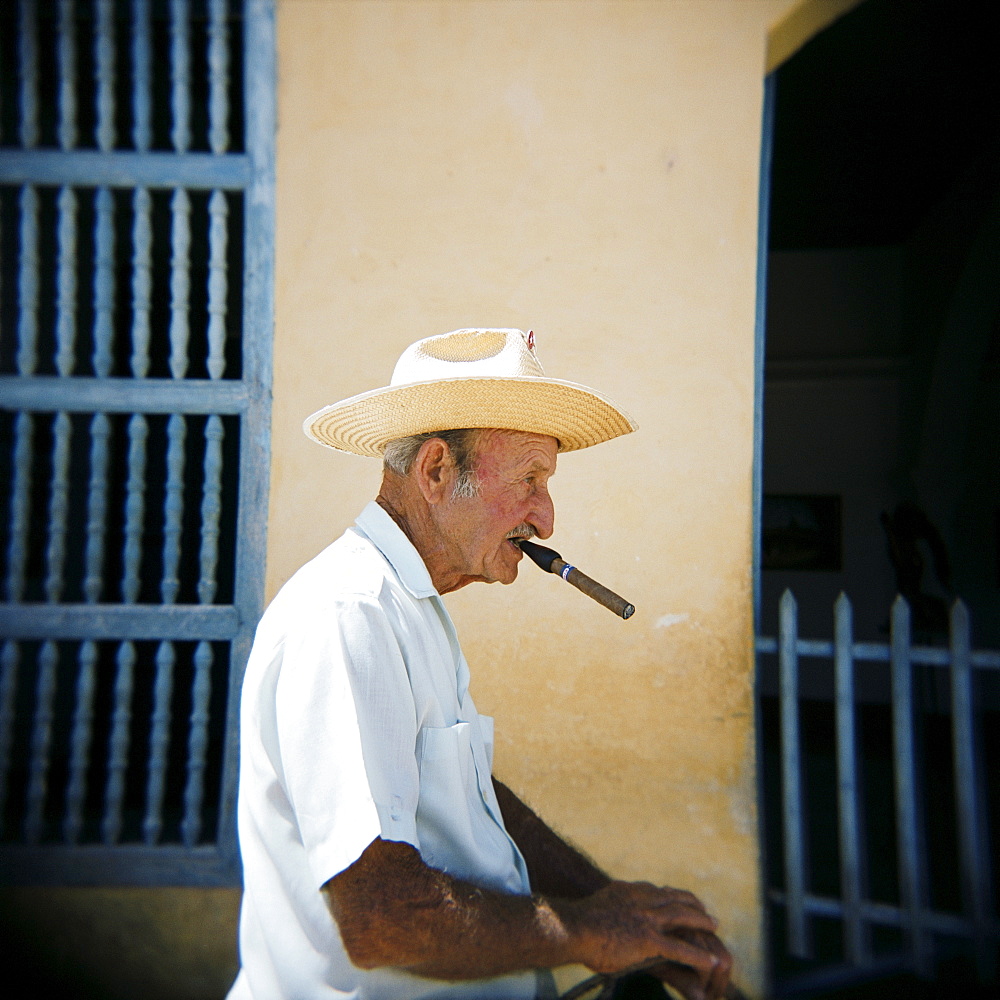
left=0, top=0, right=275, bottom=887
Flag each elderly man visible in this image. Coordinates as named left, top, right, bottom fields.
left=228, top=329, right=733, bottom=1000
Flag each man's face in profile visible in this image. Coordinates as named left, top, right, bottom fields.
left=437, top=429, right=558, bottom=589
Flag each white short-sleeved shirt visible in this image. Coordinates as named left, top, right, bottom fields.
left=228, top=502, right=552, bottom=1000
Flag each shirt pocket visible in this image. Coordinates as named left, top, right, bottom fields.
left=478, top=713, right=495, bottom=771
left=415, top=721, right=475, bottom=821
left=414, top=721, right=524, bottom=894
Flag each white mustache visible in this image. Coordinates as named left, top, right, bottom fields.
left=506, top=525, right=536, bottom=541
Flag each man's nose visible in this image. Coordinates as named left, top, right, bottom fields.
left=529, top=491, right=555, bottom=540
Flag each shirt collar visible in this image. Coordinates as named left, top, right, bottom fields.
left=354, top=501, right=439, bottom=600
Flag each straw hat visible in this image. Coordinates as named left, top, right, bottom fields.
left=303, top=328, right=637, bottom=458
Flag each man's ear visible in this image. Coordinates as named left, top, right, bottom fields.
left=412, top=437, right=456, bottom=505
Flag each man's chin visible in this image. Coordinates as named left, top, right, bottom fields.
left=499, top=541, right=525, bottom=584
left=482, top=565, right=518, bottom=586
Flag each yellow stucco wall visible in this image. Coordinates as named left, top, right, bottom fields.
left=269, top=1, right=807, bottom=994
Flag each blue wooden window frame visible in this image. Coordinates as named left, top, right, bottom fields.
left=0, top=0, right=274, bottom=887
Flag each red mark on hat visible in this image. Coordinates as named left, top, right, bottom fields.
left=526, top=330, right=535, bottom=351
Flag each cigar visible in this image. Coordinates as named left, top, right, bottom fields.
left=516, top=539, right=635, bottom=620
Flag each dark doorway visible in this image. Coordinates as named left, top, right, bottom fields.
left=762, top=0, right=1000, bottom=650
left=758, top=1, right=1000, bottom=993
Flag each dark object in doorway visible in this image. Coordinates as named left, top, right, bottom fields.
left=762, top=495, right=842, bottom=572
left=880, top=500, right=953, bottom=639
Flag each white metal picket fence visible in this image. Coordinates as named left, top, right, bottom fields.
left=756, top=590, right=1000, bottom=994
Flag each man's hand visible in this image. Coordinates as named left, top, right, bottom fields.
left=560, top=881, right=732, bottom=1000
left=642, top=928, right=735, bottom=1000
left=493, top=780, right=733, bottom=999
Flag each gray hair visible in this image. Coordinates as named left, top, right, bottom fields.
left=382, top=428, right=481, bottom=499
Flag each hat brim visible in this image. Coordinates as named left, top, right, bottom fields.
left=303, top=376, right=637, bottom=457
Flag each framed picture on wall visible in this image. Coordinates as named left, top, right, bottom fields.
left=762, top=494, right=842, bottom=572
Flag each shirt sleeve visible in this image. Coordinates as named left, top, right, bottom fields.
left=274, top=592, right=421, bottom=889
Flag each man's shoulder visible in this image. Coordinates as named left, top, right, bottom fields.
left=243, top=528, right=406, bottom=685
left=279, top=526, right=395, bottom=608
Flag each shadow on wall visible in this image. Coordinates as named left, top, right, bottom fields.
left=0, top=887, right=240, bottom=1000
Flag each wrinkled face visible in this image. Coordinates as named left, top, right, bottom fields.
left=437, top=429, right=557, bottom=590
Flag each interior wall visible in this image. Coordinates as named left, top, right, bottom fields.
left=761, top=247, right=907, bottom=650
left=761, top=237, right=1000, bottom=663
left=268, top=1, right=807, bottom=994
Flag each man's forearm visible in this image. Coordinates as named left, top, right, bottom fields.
left=493, top=778, right=610, bottom=899
left=324, top=837, right=581, bottom=979
left=324, top=837, right=725, bottom=990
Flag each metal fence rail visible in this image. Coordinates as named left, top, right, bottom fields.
left=757, top=590, right=1000, bottom=993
